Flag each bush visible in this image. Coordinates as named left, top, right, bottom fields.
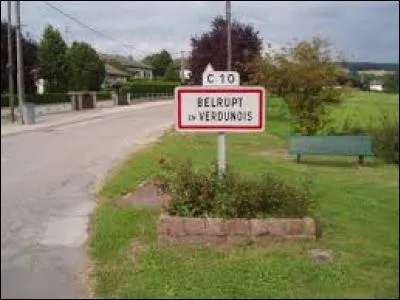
left=157, top=159, right=316, bottom=219
left=248, top=37, right=344, bottom=136
left=371, top=118, right=399, bottom=164
left=97, top=92, right=112, bottom=101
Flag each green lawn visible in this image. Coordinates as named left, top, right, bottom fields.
left=89, top=91, right=399, bottom=299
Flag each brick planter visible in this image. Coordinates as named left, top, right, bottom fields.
left=157, top=213, right=316, bottom=245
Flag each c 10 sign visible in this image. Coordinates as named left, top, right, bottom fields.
left=202, top=71, right=240, bottom=86
left=175, top=86, right=266, bottom=132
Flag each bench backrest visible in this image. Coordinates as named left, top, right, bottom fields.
left=290, top=136, right=374, bottom=156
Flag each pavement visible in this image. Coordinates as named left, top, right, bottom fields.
left=1, top=99, right=174, bottom=298
left=1, top=100, right=170, bottom=137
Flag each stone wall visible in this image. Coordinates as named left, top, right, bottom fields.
left=157, top=213, right=316, bottom=245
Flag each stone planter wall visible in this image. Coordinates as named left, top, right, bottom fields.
left=157, top=213, right=316, bottom=245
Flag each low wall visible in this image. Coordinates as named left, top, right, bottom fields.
left=1, top=100, right=114, bottom=123
left=157, top=213, right=316, bottom=245
left=1, top=103, right=72, bottom=119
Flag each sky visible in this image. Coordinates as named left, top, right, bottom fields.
left=1, top=1, right=399, bottom=63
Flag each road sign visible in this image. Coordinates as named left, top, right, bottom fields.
left=202, top=64, right=240, bottom=86
left=175, top=86, right=265, bottom=132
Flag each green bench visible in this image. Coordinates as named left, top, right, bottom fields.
left=289, top=136, right=374, bottom=164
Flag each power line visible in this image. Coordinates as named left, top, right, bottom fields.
left=41, top=1, right=190, bottom=60
left=41, top=1, right=149, bottom=55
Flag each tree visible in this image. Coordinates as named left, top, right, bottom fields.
left=189, top=16, right=262, bottom=84
left=163, top=63, right=180, bottom=82
left=66, top=41, right=105, bottom=91
left=1, top=21, right=38, bottom=94
left=247, top=37, right=344, bottom=136
left=38, top=24, right=68, bottom=92
left=141, top=49, right=172, bottom=77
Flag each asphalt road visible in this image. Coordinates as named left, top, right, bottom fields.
left=1, top=101, right=174, bottom=299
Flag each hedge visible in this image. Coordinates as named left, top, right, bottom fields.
left=97, top=92, right=112, bottom=101
left=122, top=81, right=180, bottom=94
left=1, top=92, right=112, bottom=107
left=1, top=93, right=69, bottom=107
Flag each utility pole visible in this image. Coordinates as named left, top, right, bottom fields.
left=7, top=1, right=15, bottom=123
left=227, top=1, right=232, bottom=72
left=15, top=0, right=25, bottom=124
left=217, top=0, right=231, bottom=175
left=180, top=50, right=185, bottom=83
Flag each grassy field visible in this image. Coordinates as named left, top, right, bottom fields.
left=89, top=90, right=399, bottom=299
left=326, top=90, right=399, bottom=132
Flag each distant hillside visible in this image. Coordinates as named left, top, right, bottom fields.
left=335, top=62, right=399, bottom=72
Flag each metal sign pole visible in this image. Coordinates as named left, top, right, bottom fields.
left=218, top=0, right=231, bottom=176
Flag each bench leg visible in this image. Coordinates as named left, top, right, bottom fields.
left=296, top=154, right=301, bottom=163
left=358, top=155, right=364, bottom=165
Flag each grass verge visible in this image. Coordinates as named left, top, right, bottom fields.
left=89, top=91, right=399, bottom=298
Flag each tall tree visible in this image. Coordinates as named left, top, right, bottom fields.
left=1, top=21, right=38, bottom=94
left=38, top=24, right=68, bottom=92
left=141, top=49, right=172, bottom=77
left=163, top=62, right=180, bottom=82
left=66, top=41, right=105, bottom=91
left=247, top=37, right=344, bottom=135
left=189, top=16, right=263, bottom=84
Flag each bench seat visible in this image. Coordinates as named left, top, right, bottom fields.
left=289, top=135, right=374, bottom=164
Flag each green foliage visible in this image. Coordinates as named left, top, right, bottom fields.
left=1, top=92, right=111, bottom=106
left=66, top=41, right=105, bottom=91
left=163, top=63, right=180, bottom=82
left=370, top=115, right=399, bottom=164
left=38, top=24, right=68, bottom=92
left=122, top=80, right=179, bottom=94
left=383, top=71, right=399, bottom=93
left=1, top=21, right=38, bottom=94
left=1, top=93, right=69, bottom=106
left=141, top=49, right=172, bottom=77
left=248, top=37, right=344, bottom=136
left=97, top=91, right=112, bottom=101
left=158, top=159, right=315, bottom=219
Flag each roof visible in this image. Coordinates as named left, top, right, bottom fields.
left=105, top=64, right=130, bottom=76
left=100, top=53, right=153, bottom=70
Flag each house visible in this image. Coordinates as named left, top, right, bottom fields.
left=173, top=58, right=191, bottom=80
left=181, top=69, right=192, bottom=80
left=369, top=80, right=384, bottom=92
left=103, top=64, right=130, bottom=88
left=100, top=54, right=154, bottom=82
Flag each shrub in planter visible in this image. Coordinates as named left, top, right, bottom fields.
left=157, top=159, right=316, bottom=219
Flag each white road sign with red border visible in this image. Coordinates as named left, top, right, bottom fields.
left=175, top=86, right=266, bottom=132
